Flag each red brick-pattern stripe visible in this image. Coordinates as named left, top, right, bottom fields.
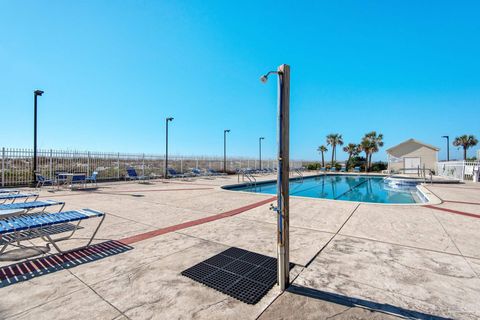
left=119, top=196, right=277, bottom=245
left=424, top=205, right=480, bottom=219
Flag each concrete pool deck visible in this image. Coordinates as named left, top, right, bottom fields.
left=0, top=173, right=479, bottom=319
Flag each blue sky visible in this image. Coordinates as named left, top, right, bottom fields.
left=1, top=1, right=479, bottom=161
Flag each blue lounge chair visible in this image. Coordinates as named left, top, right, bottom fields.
left=340, top=167, right=346, bottom=172
left=0, top=189, right=19, bottom=194
left=330, top=167, right=337, bottom=172
left=126, top=167, right=149, bottom=181
left=320, top=167, right=326, bottom=172
left=0, top=208, right=105, bottom=254
left=190, top=168, right=203, bottom=176
left=0, top=193, right=39, bottom=204
left=207, top=168, right=226, bottom=176
left=70, top=174, right=87, bottom=189
left=167, top=168, right=189, bottom=178
left=85, top=171, right=98, bottom=186
left=354, top=166, right=361, bottom=173
left=35, top=172, right=54, bottom=189
left=0, top=200, right=65, bottom=212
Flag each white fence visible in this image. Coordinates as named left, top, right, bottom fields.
left=0, top=147, right=305, bottom=186
left=436, top=161, right=480, bottom=182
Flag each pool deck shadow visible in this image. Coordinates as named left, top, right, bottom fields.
left=286, top=285, right=452, bottom=320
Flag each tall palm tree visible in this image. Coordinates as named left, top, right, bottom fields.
left=343, top=143, right=359, bottom=170
left=317, top=145, right=328, bottom=168
left=366, top=131, right=384, bottom=168
left=453, top=135, right=478, bottom=160
left=326, top=134, right=343, bottom=166
left=359, top=138, right=372, bottom=172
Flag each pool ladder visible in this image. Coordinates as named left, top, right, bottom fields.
left=291, top=169, right=304, bottom=182
left=238, top=169, right=257, bottom=187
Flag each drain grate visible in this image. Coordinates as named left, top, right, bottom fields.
left=181, top=247, right=293, bottom=304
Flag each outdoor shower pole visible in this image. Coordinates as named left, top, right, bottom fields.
left=259, top=137, right=264, bottom=170
left=224, top=129, right=230, bottom=173
left=276, top=64, right=290, bottom=291
left=442, top=136, right=450, bottom=161
left=165, top=117, right=174, bottom=178
left=260, top=64, right=290, bottom=290
left=33, top=90, right=44, bottom=185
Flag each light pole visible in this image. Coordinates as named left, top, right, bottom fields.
left=165, top=117, right=174, bottom=178
left=259, top=137, right=265, bottom=170
left=260, top=64, right=290, bottom=291
left=442, top=136, right=450, bottom=161
left=33, top=89, right=44, bottom=184
left=224, top=129, right=230, bottom=173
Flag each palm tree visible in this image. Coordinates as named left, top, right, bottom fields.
left=343, top=143, right=359, bottom=170
left=365, top=131, right=384, bottom=168
left=359, top=138, right=372, bottom=172
left=453, top=135, right=478, bottom=160
left=317, top=145, right=328, bottom=168
left=326, top=134, right=344, bottom=166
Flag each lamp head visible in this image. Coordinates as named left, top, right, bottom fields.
left=166, top=117, right=174, bottom=122
left=225, top=129, right=230, bottom=133
left=260, top=137, right=265, bottom=140
left=442, top=135, right=449, bottom=138
left=34, top=90, right=44, bottom=96
left=260, top=75, right=268, bottom=83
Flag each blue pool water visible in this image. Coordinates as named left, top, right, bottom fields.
left=226, top=175, right=426, bottom=204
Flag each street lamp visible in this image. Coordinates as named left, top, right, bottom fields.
left=165, top=117, right=174, bottom=178
left=224, top=129, right=230, bottom=173
left=442, top=136, right=450, bottom=161
left=259, top=137, right=265, bottom=170
left=33, top=89, right=44, bottom=184
left=260, top=64, right=290, bottom=291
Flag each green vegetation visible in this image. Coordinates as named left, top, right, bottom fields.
left=326, top=134, right=343, bottom=167
left=343, top=143, right=360, bottom=170
left=316, top=145, right=328, bottom=168
left=319, top=132, right=384, bottom=173
left=453, top=135, right=478, bottom=160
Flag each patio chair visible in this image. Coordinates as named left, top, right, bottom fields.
left=330, top=167, right=337, bottom=172
left=0, top=200, right=65, bottom=212
left=0, top=208, right=105, bottom=254
left=35, top=172, right=54, bottom=189
left=0, top=193, right=39, bottom=204
left=167, top=168, right=189, bottom=178
left=85, top=171, right=98, bottom=186
left=55, top=172, right=68, bottom=188
left=354, top=167, right=361, bottom=173
left=207, top=168, right=227, bottom=176
left=70, top=173, right=87, bottom=189
left=190, top=168, right=203, bottom=176
left=320, top=167, right=326, bottom=172
left=126, top=167, right=149, bottom=181
left=340, top=167, right=346, bottom=172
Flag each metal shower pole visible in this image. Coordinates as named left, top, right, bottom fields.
left=260, top=64, right=291, bottom=291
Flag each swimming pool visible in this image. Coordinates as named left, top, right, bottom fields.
left=225, top=175, right=427, bottom=204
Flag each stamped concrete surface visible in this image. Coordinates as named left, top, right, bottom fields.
left=0, top=175, right=479, bottom=319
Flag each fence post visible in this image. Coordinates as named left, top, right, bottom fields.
left=49, top=149, right=53, bottom=179
left=1, top=147, right=4, bottom=187
left=117, top=153, right=120, bottom=180
left=87, top=151, right=91, bottom=176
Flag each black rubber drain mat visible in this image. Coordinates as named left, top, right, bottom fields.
left=181, top=247, right=293, bottom=304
